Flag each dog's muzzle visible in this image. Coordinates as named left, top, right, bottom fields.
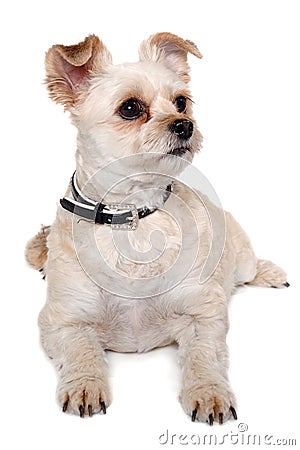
left=170, top=119, right=193, bottom=140
left=167, top=119, right=194, bottom=157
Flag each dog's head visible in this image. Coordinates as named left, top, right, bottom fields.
left=45, top=33, right=202, bottom=191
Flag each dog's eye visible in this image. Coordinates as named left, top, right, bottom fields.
left=119, top=98, right=145, bottom=120
left=175, top=96, right=187, bottom=113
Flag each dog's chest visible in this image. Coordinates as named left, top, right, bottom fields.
left=72, top=191, right=212, bottom=298
left=96, top=209, right=183, bottom=278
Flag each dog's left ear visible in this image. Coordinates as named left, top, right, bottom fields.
left=139, top=32, right=202, bottom=83
left=45, top=35, right=112, bottom=109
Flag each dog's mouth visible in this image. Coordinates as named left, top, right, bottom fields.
left=167, top=147, right=190, bottom=157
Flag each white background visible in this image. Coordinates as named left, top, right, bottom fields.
left=1, top=0, right=299, bottom=448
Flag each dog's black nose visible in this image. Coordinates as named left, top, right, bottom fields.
left=170, top=119, right=193, bottom=140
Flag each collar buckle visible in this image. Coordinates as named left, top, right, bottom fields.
left=60, top=172, right=173, bottom=229
left=105, top=203, right=139, bottom=231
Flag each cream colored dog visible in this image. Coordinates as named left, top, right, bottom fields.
left=26, top=33, right=289, bottom=425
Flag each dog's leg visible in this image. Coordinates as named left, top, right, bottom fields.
left=39, top=309, right=111, bottom=417
left=172, top=286, right=236, bottom=424
left=247, top=258, right=289, bottom=289
left=225, top=212, right=289, bottom=289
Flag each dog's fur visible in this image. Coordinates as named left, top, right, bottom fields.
left=26, top=33, right=288, bottom=424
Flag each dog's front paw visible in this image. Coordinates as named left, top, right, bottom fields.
left=58, top=377, right=111, bottom=418
left=179, top=382, right=237, bottom=425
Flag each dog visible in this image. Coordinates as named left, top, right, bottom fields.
left=25, top=33, right=289, bottom=424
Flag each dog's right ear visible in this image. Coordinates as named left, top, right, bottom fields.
left=45, top=35, right=112, bottom=109
left=139, top=33, right=202, bottom=83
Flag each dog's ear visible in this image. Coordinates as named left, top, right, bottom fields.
left=139, top=32, right=202, bottom=83
left=45, top=35, right=112, bottom=108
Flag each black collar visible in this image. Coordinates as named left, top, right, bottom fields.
left=60, top=172, right=172, bottom=230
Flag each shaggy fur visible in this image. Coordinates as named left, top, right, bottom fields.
left=26, top=225, right=50, bottom=271
left=26, top=33, right=288, bottom=424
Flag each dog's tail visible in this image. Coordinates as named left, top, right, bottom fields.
left=25, top=225, right=50, bottom=278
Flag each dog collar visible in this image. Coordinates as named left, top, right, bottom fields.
left=60, top=172, right=173, bottom=230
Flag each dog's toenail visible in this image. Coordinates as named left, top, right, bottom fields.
left=191, top=408, right=197, bottom=422
left=230, top=406, right=237, bottom=420
left=62, top=401, right=68, bottom=412
left=100, top=401, right=106, bottom=414
left=79, top=405, right=84, bottom=418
